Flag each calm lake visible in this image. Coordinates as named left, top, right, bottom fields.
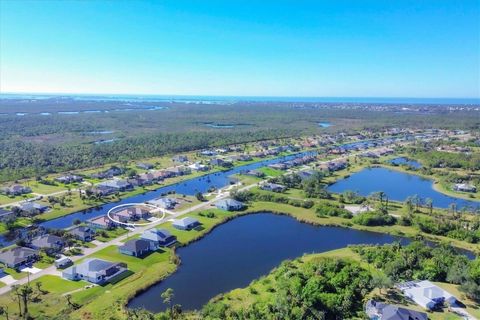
left=127, top=213, right=411, bottom=312
left=389, top=157, right=422, bottom=168
left=328, top=167, right=480, bottom=210
left=318, top=122, right=332, bottom=128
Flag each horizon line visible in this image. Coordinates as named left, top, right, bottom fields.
left=1, top=91, right=479, bottom=101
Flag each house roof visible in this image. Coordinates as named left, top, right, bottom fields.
left=366, top=300, right=428, bottom=320
left=16, top=202, right=48, bottom=212
left=141, top=228, right=173, bottom=241
left=400, top=280, right=457, bottom=309
left=65, top=258, right=117, bottom=278
left=216, top=198, right=244, bottom=207
left=119, top=239, right=150, bottom=253
left=173, top=217, right=199, bottom=227
left=0, top=247, right=38, bottom=266
left=31, top=234, right=64, bottom=249
left=0, top=208, right=13, bottom=216
left=68, top=226, right=94, bottom=237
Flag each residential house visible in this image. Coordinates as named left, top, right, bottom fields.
left=127, top=177, right=148, bottom=187
left=140, top=228, right=177, bottom=248
left=0, top=208, right=15, bottom=222
left=365, top=300, right=428, bottom=320
left=260, top=183, right=287, bottom=193
left=14, top=202, right=49, bottom=215
left=329, top=147, right=346, bottom=155
left=111, top=207, right=150, bottom=223
left=118, top=239, right=151, bottom=257
left=398, top=280, right=458, bottom=310
left=87, top=215, right=117, bottom=230
left=136, top=162, right=154, bottom=170
left=172, top=155, right=189, bottom=163
left=252, top=151, right=266, bottom=158
left=375, top=147, right=395, bottom=156
left=172, top=217, right=201, bottom=230
left=29, top=234, right=65, bottom=254
left=268, top=163, right=287, bottom=170
left=56, top=174, right=83, bottom=184
left=320, top=160, right=347, bottom=172
left=215, top=198, right=245, bottom=211
left=200, top=150, right=217, bottom=156
left=147, top=197, right=177, bottom=210
left=137, top=172, right=157, bottom=184
left=189, top=163, right=209, bottom=171
left=296, top=170, right=316, bottom=181
left=96, top=179, right=133, bottom=192
left=91, top=167, right=124, bottom=179
left=68, top=226, right=95, bottom=242
left=1, top=184, right=32, bottom=196
left=62, top=258, right=128, bottom=284
left=215, top=148, right=230, bottom=154
left=168, top=166, right=191, bottom=176
left=229, top=154, right=252, bottom=162
left=210, top=158, right=227, bottom=166
left=0, top=247, right=39, bottom=269
left=453, top=183, right=477, bottom=193
left=242, top=170, right=265, bottom=178
left=91, top=185, right=117, bottom=196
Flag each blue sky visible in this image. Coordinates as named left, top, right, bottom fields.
left=1, top=0, right=479, bottom=98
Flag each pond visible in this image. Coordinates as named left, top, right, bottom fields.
left=127, top=212, right=411, bottom=312
left=204, top=123, right=235, bottom=128
left=389, top=157, right=422, bottom=168
left=327, top=167, right=480, bottom=210
left=318, top=122, right=332, bottom=128
left=7, top=106, right=167, bottom=116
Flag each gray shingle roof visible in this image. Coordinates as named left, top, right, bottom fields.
left=0, top=247, right=38, bottom=266
left=119, top=239, right=150, bottom=253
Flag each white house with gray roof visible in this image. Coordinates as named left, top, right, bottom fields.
left=215, top=198, right=245, bottom=211
left=62, top=258, right=128, bottom=284
left=398, top=280, right=458, bottom=310
left=172, top=217, right=201, bottom=230
left=141, top=228, right=177, bottom=248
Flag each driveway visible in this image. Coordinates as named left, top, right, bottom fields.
left=20, top=266, right=43, bottom=274
left=0, top=275, right=17, bottom=285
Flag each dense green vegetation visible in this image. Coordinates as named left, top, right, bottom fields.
left=352, top=211, right=396, bottom=226
left=201, top=258, right=372, bottom=319
left=352, top=241, right=480, bottom=302
left=1, top=98, right=479, bottom=182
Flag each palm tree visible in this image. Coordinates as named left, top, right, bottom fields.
left=405, top=196, right=414, bottom=216
left=425, top=198, right=433, bottom=215
left=370, top=273, right=393, bottom=295
left=161, top=288, right=174, bottom=320
left=11, top=285, right=21, bottom=317
left=449, top=203, right=457, bottom=215
left=19, top=285, right=33, bottom=318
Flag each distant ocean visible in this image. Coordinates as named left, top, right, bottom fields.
left=0, top=93, right=479, bottom=105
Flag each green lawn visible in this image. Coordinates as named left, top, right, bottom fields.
left=0, top=193, right=34, bottom=206
left=258, top=167, right=284, bottom=177
left=95, top=228, right=128, bottom=242
left=28, top=181, right=67, bottom=195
